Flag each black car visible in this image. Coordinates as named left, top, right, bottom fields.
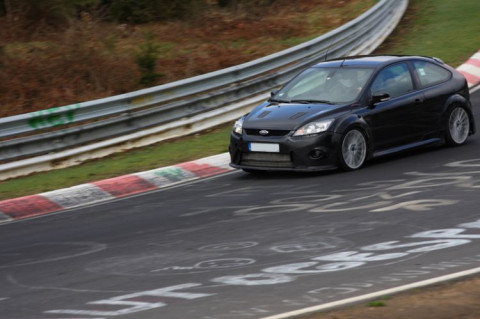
left=229, top=55, right=475, bottom=172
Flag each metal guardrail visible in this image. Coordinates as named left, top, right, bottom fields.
left=0, top=0, right=408, bottom=180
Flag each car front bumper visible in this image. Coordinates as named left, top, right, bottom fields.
left=229, top=130, right=342, bottom=171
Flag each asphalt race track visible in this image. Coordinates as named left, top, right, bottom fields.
left=1, top=90, right=479, bottom=319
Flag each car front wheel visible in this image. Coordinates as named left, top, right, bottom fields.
left=445, top=106, right=470, bottom=146
left=339, top=128, right=367, bottom=171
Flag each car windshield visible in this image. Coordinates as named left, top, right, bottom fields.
left=272, top=66, right=375, bottom=104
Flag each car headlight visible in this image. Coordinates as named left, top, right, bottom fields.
left=233, top=117, right=245, bottom=135
left=293, top=120, right=333, bottom=136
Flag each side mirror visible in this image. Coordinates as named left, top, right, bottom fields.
left=270, top=90, right=279, bottom=97
left=371, top=92, right=390, bottom=106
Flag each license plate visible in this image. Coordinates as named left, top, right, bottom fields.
left=248, top=143, right=280, bottom=153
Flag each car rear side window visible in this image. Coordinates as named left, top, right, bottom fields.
left=412, top=61, right=451, bottom=88
left=371, top=63, right=414, bottom=99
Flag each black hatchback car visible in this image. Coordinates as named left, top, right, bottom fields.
left=229, top=55, right=475, bottom=172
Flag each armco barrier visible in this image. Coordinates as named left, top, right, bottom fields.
left=0, top=0, right=408, bottom=180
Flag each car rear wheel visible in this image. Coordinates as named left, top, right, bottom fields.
left=446, top=106, right=470, bottom=146
left=339, top=128, right=367, bottom=171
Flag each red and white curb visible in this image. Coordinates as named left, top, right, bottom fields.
left=458, top=50, right=480, bottom=88
left=0, top=153, right=233, bottom=223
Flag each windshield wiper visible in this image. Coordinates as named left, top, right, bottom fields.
left=269, top=98, right=335, bottom=105
left=289, top=99, right=335, bottom=105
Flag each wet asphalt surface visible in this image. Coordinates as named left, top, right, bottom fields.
left=0, top=90, right=479, bottom=319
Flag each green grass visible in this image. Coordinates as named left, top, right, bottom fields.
left=375, top=0, right=480, bottom=66
left=2, top=0, right=479, bottom=200
left=367, top=300, right=386, bottom=307
left=367, top=296, right=390, bottom=307
left=0, top=125, right=232, bottom=200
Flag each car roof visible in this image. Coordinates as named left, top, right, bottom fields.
left=313, top=55, right=444, bottom=69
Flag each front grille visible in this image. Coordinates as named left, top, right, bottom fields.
left=244, top=129, right=291, bottom=137
left=241, top=152, right=293, bottom=168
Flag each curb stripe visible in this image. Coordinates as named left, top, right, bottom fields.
left=0, top=195, right=63, bottom=220
left=458, top=64, right=480, bottom=77
left=41, top=184, right=115, bottom=209
left=472, top=52, right=480, bottom=60
left=458, top=50, right=480, bottom=88
left=178, top=162, right=230, bottom=178
left=462, top=71, right=480, bottom=86
left=135, top=166, right=197, bottom=186
left=466, top=58, right=480, bottom=68
left=94, top=175, right=158, bottom=198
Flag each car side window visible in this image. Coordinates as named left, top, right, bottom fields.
left=412, top=61, right=451, bottom=88
left=371, top=63, right=414, bottom=99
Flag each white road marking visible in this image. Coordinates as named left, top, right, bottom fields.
left=45, top=283, right=215, bottom=317
left=0, top=242, right=106, bottom=268
left=260, top=266, right=480, bottom=319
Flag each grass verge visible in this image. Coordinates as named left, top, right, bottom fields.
left=2, top=0, right=479, bottom=200
left=375, top=0, right=480, bottom=66
left=0, top=125, right=231, bottom=200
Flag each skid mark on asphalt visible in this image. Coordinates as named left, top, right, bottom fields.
left=219, top=158, right=480, bottom=218
left=0, top=242, right=107, bottom=268
left=6, top=274, right=128, bottom=294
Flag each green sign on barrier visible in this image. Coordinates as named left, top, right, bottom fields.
left=28, top=104, right=81, bottom=130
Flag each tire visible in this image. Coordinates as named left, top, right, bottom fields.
left=339, top=128, right=367, bottom=171
left=445, top=106, right=470, bottom=146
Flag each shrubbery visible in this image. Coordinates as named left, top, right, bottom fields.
left=0, top=0, right=278, bottom=24
left=0, top=0, right=368, bottom=118
left=105, top=0, right=203, bottom=23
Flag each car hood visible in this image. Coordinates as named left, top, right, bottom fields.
left=244, top=102, right=347, bottom=130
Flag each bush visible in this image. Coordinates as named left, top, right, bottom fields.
left=218, top=0, right=276, bottom=10
left=105, top=0, right=206, bottom=23
left=135, top=33, right=162, bottom=85
left=3, top=0, right=99, bottom=27
left=0, top=16, right=138, bottom=117
left=0, top=0, right=5, bottom=16
left=1, top=0, right=278, bottom=25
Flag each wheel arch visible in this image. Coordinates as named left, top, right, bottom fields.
left=332, top=115, right=374, bottom=158
left=442, top=94, right=476, bottom=135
